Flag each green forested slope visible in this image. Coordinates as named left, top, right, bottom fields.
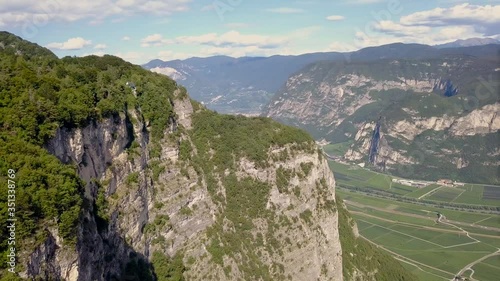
left=0, top=32, right=184, bottom=276
left=337, top=195, right=419, bottom=281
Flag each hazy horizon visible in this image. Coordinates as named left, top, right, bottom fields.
left=1, top=1, right=499, bottom=64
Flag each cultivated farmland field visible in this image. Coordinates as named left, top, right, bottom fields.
left=339, top=189, right=500, bottom=280
left=328, top=161, right=500, bottom=207
left=331, top=160, right=500, bottom=281
left=484, top=186, right=500, bottom=201
left=427, top=186, right=463, bottom=202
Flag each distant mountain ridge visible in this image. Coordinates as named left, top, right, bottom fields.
left=143, top=52, right=345, bottom=114
left=435, top=37, right=500, bottom=49
left=143, top=39, right=500, bottom=115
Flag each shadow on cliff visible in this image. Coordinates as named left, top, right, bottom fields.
left=39, top=116, right=160, bottom=281
left=80, top=192, right=156, bottom=281
left=25, top=184, right=158, bottom=280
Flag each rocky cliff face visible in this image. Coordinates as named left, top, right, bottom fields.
left=35, top=107, right=156, bottom=279
left=343, top=102, right=500, bottom=176
left=265, top=55, right=500, bottom=183
left=266, top=71, right=449, bottom=134
left=20, top=87, right=343, bottom=280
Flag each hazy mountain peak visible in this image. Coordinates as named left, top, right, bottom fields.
left=435, top=37, right=500, bottom=49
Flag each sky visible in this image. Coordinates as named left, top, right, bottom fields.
left=1, top=0, right=499, bottom=64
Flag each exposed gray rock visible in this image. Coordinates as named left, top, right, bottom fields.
left=29, top=86, right=344, bottom=281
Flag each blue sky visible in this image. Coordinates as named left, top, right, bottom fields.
left=1, top=0, right=499, bottom=64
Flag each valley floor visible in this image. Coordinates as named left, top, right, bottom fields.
left=329, top=161, right=500, bottom=281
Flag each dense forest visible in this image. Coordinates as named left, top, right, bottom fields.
left=0, top=31, right=187, bottom=277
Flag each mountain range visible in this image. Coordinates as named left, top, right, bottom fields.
left=434, top=37, right=500, bottom=49
left=142, top=38, right=500, bottom=115
left=142, top=39, right=500, bottom=184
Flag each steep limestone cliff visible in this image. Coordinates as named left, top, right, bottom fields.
left=20, top=92, right=343, bottom=281
left=343, top=103, right=500, bottom=179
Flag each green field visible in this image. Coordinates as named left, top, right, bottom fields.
left=329, top=161, right=500, bottom=207
left=481, top=256, right=500, bottom=271
left=340, top=191, right=498, bottom=229
left=322, top=142, right=353, bottom=157
left=400, top=262, right=449, bottom=281
left=453, top=185, right=485, bottom=204
left=427, top=186, right=463, bottom=202
left=330, top=161, right=500, bottom=281
left=340, top=189, right=500, bottom=280
left=405, top=184, right=441, bottom=199
left=470, top=255, right=500, bottom=281
left=471, top=262, right=498, bottom=281
left=332, top=160, right=500, bottom=281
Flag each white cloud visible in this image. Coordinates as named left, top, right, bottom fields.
left=198, top=45, right=278, bottom=58
left=94, top=43, right=107, bottom=49
left=400, top=4, right=500, bottom=26
left=114, top=51, right=154, bottom=64
left=121, top=36, right=131, bottom=41
left=157, top=50, right=192, bottom=61
left=326, top=42, right=357, bottom=52
left=400, top=3, right=500, bottom=36
left=353, top=24, right=482, bottom=48
left=46, top=37, right=92, bottom=50
left=0, top=0, right=193, bottom=27
left=150, top=26, right=322, bottom=59
left=142, top=31, right=288, bottom=49
left=350, top=3, right=500, bottom=48
left=326, top=15, right=345, bottom=21
left=141, top=33, right=167, bottom=47
left=352, top=30, right=403, bottom=48
left=373, top=21, right=431, bottom=37
left=265, top=7, right=304, bottom=14
left=428, top=26, right=482, bottom=43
